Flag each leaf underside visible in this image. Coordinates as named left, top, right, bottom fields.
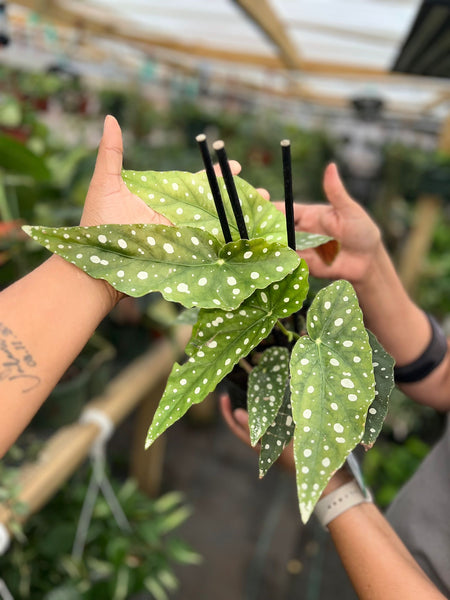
left=290, top=280, right=375, bottom=523
left=146, top=260, right=309, bottom=448
left=23, top=223, right=299, bottom=310
left=247, top=346, right=290, bottom=446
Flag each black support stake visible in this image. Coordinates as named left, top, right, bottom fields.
left=196, top=134, right=232, bottom=243
left=281, top=139, right=296, bottom=251
left=213, top=140, right=249, bottom=240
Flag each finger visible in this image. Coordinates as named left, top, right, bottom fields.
left=256, top=187, right=270, bottom=201
left=274, top=200, right=326, bottom=234
left=273, top=201, right=285, bottom=214
left=323, top=163, right=357, bottom=212
left=233, top=408, right=251, bottom=434
left=92, top=115, right=124, bottom=182
left=219, top=394, right=252, bottom=448
left=213, top=160, right=242, bottom=177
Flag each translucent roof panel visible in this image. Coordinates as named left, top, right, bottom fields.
left=3, top=0, right=450, bottom=120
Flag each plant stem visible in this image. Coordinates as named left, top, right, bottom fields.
left=239, top=358, right=253, bottom=374
left=276, top=319, right=300, bottom=342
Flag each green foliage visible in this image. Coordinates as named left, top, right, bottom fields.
left=363, top=436, right=430, bottom=507
left=362, top=331, right=395, bottom=448
left=122, top=170, right=288, bottom=244
left=247, top=346, right=290, bottom=446
left=382, top=143, right=450, bottom=203
left=146, top=260, right=309, bottom=447
left=25, top=223, right=300, bottom=309
left=0, top=471, right=200, bottom=600
left=24, top=166, right=394, bottom=523
left=258, top=383, right=293, bottom=477
left=290, top=280, right=375, bottom=521
left=0, top=461, right=28, bottom=543
left=0, top=133, right=51, bottom=181
left=415, top=219, right=450, bottom=318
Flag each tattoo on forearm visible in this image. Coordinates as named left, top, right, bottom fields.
left=0, top=322, right=41, bottom=393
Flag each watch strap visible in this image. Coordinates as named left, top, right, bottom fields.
left=314, top=480, right=372, bottom=529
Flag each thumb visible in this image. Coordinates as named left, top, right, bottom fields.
left=92, top=115, right=124, bottom=183
left=323, top=163, right=356, bottom=213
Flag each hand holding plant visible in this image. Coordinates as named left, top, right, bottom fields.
left=81, top=116, right=244, bottom=229
left=276, top=163, right=383, bottom=284
left=80, top=116, right=171, bottom=229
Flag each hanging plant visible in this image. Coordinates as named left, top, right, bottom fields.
left=23, top=139, right=394, bottom=524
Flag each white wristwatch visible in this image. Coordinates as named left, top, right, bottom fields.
left=314, top=453, right=372, bottom=529
left=314, top=479, right=373, bottom=529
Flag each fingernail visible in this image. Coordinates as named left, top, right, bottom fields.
left=103, top=114, right=111, bottom=133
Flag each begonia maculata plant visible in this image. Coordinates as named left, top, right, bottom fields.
left=24, top=157, right=394, bottom=523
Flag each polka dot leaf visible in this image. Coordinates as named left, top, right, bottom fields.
left=259, top=385, right=294, bottom=478
left=145, top=260, right=309, bottom=448
left=361, top=330, right=395, bottom=448
left=122, top=170, right=288, bottom=244
left=247, top=346, right=290, bottom=446
left=23, top=223, right=299, bottom=310
left=295, top=231, right=334, bottom=251
left=290, top=280, right=376, bottom=523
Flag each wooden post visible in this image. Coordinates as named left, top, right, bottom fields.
left=398, top=194, right=441, bottom=294
left=398, top=113, right=450, bottom=295
left=130, top=377, right=168, bottom=498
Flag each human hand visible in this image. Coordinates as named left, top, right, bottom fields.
left=81, top=115, right=244, bottom=227
left=275, top=163, right=382, bottom=284
left=219, top=393, right=295, bottom=473
left=81, top=115, right=171, bottom=228
left=80, top=116, right=244, bottom=303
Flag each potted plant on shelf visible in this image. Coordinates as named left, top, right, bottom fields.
left=23, top=137, right=394, bottom=523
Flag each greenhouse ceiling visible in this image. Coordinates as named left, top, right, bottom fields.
left=3, top=0, right=450, bottom=121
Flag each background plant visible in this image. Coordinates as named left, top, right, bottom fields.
left=0, top=466, right=201, bottom=600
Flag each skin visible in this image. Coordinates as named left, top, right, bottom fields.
left=221, top=164, right=449, bottom=599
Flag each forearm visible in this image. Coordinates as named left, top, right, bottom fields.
left=0, top=255, right=118, bottom=455
left=353, top=245, right=450, bottom=410
left=328, top=501, right=445, bottom=600
left=318, top=471, right=446, bottom=600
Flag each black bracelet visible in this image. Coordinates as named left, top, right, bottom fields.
left=394, top=313, right=448, bottom=384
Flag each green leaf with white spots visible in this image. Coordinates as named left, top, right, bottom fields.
left=361, top=330, right=395, bottom=448
left=23, top=224, right=299, bottom=310
left=122, top=170, right=287, bottom=244
left=290, top=280, right=376, bottom=523
left=247, top=346, right=290, bottom=446
left=259, top=385, right=294, bottom=478
left=295, top=231, right=333, bottom=251
left=145, top=260, right=309, bottom=448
